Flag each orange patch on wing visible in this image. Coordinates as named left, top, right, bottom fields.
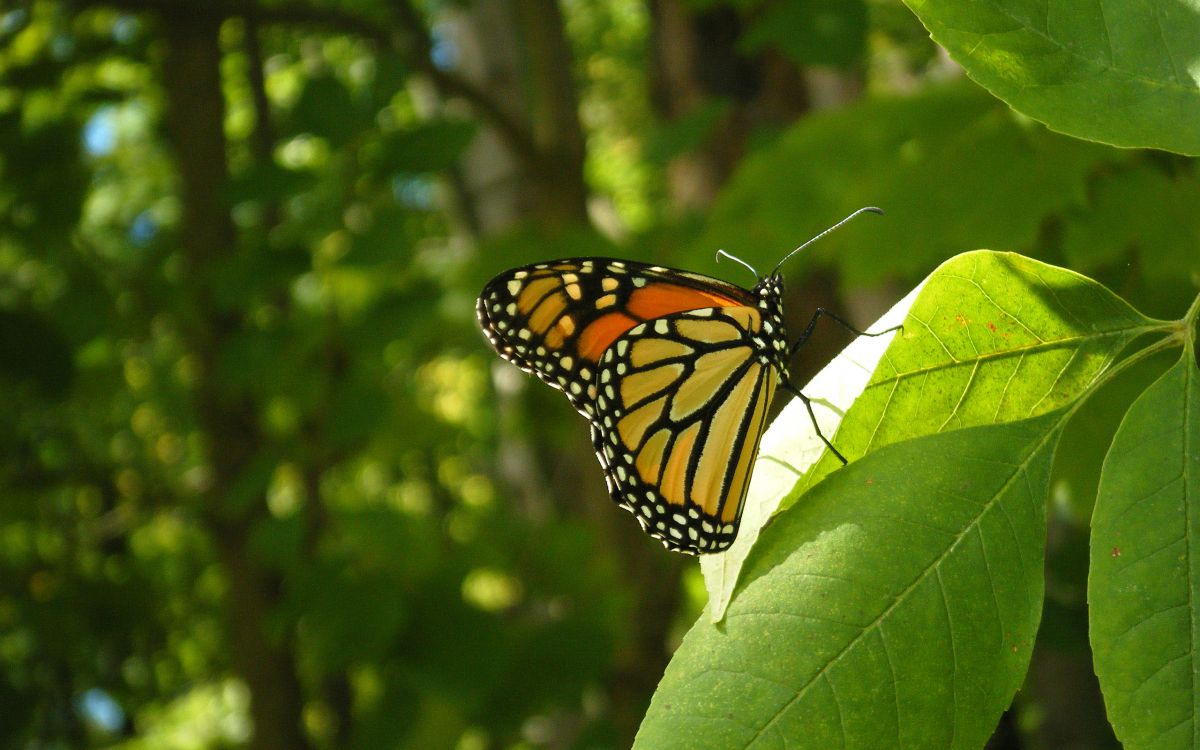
left=528, top=292, right=567, bottom=334
left=627, top=284, right=742, bottom=320
left=723, top=307, right=758, bottom=331
left=544, top=315, right=576, bottom=348
left=517, top=277, right=560, bottom=313
left=578, top=312, right=639, bottom=361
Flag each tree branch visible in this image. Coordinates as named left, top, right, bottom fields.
left=69, top=0, right=542, bottom=162
left=387, top=0, right=540, bottom=162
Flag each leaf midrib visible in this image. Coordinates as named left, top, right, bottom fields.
left=869, top=325, right=1158, bottom=388
left=1184, top=363, right=1197, bottom=748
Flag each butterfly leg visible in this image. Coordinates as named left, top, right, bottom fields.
left=780, top=380, right=848, bottom=465
left=789, top=308, right=902, bottom=357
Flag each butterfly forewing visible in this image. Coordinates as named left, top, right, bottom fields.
left=477, top=257, right=787, bottom=554
left=476, top=259, right=754, bottom=415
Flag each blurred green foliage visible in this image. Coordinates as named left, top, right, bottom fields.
left=0, top=0, right=1196, bottom=748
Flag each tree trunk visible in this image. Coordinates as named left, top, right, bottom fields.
left=160, top=15, right=310, bottom=750
left=440, top=0, right=589, bottom=230
left=647, top=0, right=813, bottom=212
left=514, top=0, right=589, bottom=225
left=441, top=1, right=683, bottom=743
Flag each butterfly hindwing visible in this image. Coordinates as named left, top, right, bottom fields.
left=590, top=306, right=776, bottom=553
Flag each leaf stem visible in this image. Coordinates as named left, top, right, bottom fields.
left=1183, top=291, right=1200, bottom=360
left=1065, top=331, right=1180, bottom=423
left=1185, top=290, right=1200, bottom=327
left=1182, top=291, right=1200, bottom=355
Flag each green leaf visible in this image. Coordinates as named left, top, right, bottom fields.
left=1062, top=163, right=1200, bottom=282
left=289, top=74, right=366, bottom=146
left=226, top=161, right=317, bottom=205
left=699, top=84, right=1117, bottom=286
left=903, top=0, right=1200, bottom=155
left=639, top=411, right=1064, bottom=749
left=795, top=251, right=1164, bottom=495
left=1090, top=353, right=1200, bottom=748
left=739, top=0, right=867, bottom=68
left=0, top=309, right=74, bottom=397
left=1049, top=346, right=1177, bottom=524
left=362, top=120, right=478, bottom=173
left=644, top=99, right=731, bottom=167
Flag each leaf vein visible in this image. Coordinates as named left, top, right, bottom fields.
left=825, top=672, right=847, bottom=750
left=936, top=566, right=959, bottom=745
left=878, top=625, right=903, bottom=746
left=976, top=523, right=1007, bottom=647
left=726, top=609, right=865, bottom=632
left=864, top=328, right=1150, bottom=389
left=1127, top=649, right=1192, bottom=704
left=939, top=359, right=981, bottom=431
left=1111, top=601, right=1189, bottom=647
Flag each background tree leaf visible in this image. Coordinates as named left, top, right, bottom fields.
left=362, top=120, right=479, bottom=173
left=738, top=0, right=868, bottom=68
left=696, top=84, right=1117, bottom=286
left=1062, top=163, right=1200, bottom=284
left=0, top=309, right=74, bottom=396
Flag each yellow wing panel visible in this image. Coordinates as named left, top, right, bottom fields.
left=691, top=363, right=763, bottom=517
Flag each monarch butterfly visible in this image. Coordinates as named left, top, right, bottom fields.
left=477, top=208, right=888, bottom=554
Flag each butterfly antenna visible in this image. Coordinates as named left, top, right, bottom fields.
left=770, top=206, right=884, bottom=277
left=715, top=249, right=761, bottom=282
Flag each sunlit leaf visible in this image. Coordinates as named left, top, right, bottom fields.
left=708, top=252, right=1165, bottom=620
left=795, top=251, right=1165, bottom=495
